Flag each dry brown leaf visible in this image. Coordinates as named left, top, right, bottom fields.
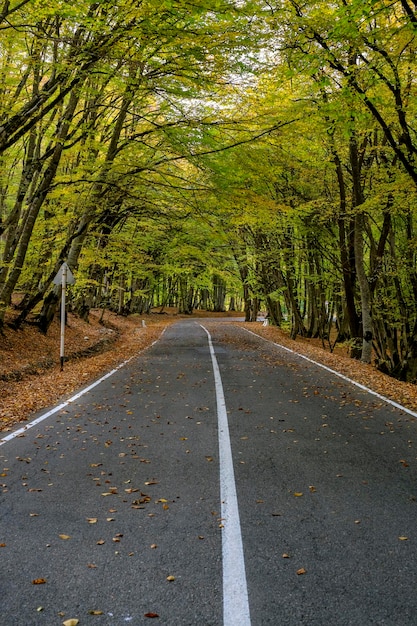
left=32, top=578, right=47, bottom=585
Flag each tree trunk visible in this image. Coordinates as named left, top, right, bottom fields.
left=0, top=90, right=80, bottom=330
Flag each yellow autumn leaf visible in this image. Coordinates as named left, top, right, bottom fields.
left=167, top=575, right=175, bottom=582
left=63, top=620, right=79, bottom=626
left=59, top=534, right=71, bottom=540
left=399, top=536, right=409, bottom=541
left=294, top=492, right=303, bottom=497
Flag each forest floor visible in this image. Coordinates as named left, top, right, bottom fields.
left=1, top=308, right=417, bottom=433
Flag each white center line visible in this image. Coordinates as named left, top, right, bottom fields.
left=201, top=324, right=252, bottom=626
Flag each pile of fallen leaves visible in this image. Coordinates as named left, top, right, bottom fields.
left=0, top=309, right=175, bottom=431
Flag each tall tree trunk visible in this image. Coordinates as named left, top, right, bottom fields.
left=0, top=90, right=80, bottom=329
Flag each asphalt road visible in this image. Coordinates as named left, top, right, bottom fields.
left=1, top=320, right=417, bottom=625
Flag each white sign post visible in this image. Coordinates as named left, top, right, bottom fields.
left=53, top=262, right=76, bottom=371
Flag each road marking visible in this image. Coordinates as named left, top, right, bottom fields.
left=242, top=327, right=417, bottom=419
left=201, top=324, right=251, bottom=626
left=0, top=333, right=165, bottom=447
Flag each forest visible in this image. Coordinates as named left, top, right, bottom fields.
left=1, top=0, right=417, bottom=382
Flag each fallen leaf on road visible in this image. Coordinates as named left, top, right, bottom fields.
left=97, top=539, right=105, bottom=545
left=89, top=610, right=103, bottom=615
left=294, top=492, right=303, bottom=497
left=296, top=568, right=307, bottom=575
left=32, top=578, right=47, bottom=584
left=167, top=575, right=175, bottom=582
left=63, top=620, right=79, bottom=626
left=399, top=536, right=409, bottom=541
left=59, top=534, right=71, bottom=540
left=87, top=518, right=98, bottom=524
left=144, top=613, right=159, bottom=618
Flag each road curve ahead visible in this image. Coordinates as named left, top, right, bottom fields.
left=1, top=320, right=417, bottom=625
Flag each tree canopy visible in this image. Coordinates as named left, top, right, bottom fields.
left=2, top=0, right=417, bottom=380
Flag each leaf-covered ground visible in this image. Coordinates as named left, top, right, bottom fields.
left=1, top=310, right=417, bottom=433
left=0, top=310, right=176, bottom=431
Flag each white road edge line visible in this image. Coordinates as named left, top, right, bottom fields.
left=201, top=324, right=252, bottom=626
left=0, top=332, right=165, bottom=447
left=242, top=327, right=417, bottom=419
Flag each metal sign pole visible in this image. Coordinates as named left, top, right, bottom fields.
left=60, top=264, right=67, bottom=371
left=53, top=262, right=76, bottom=371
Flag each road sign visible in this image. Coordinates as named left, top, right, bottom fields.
left=53, top=262, right=76, bottom=286
left=53, top=263, right=76, bottom=370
